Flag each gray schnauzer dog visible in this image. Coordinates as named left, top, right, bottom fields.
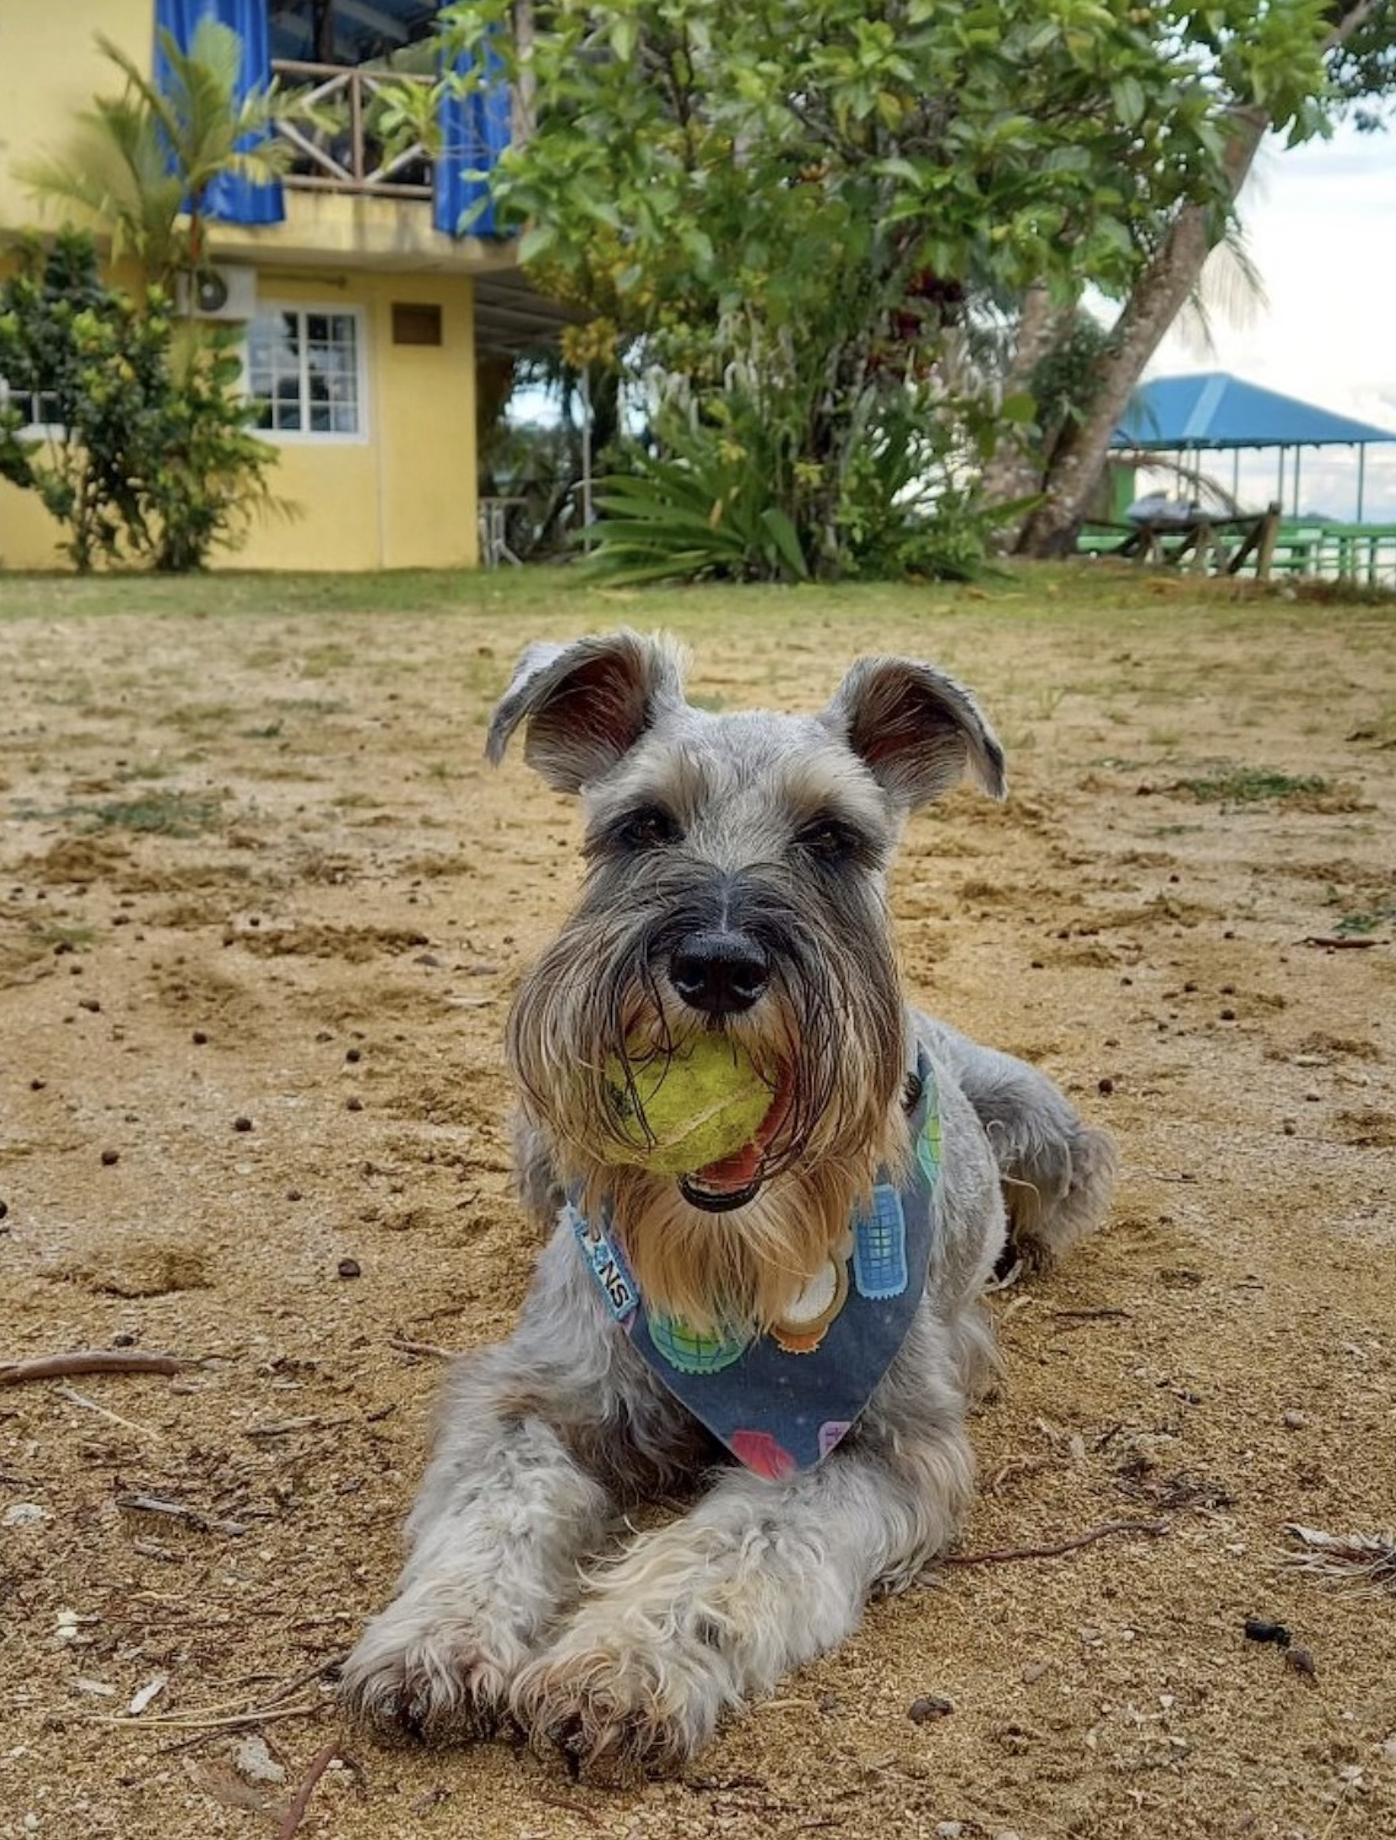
left=341, top=631, right=1115, bottom=1776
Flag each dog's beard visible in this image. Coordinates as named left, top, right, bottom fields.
left=509, top=892, right=911, bottom=1335
left=570, top=1143, right=908, bottom=1337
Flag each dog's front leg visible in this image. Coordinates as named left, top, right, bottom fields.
left=340, top=1262, right=617, bottom=1742
left=513, top=1426, right=973, bottom=1777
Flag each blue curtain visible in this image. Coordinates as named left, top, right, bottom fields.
left=155, top=0, right=284, bottom=227
left=434, top=38, right=511, bottom=239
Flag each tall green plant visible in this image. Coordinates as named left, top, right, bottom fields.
left=139, top=325, right=287, bottom=572
left=590, top=413, right=810, bottom=586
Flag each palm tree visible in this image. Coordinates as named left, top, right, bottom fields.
left=19, top=19, right=308, bottom=286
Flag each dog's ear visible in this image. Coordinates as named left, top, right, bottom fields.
left=486, top=631, right=687, bottom=793
left=820, top=658, right=1006, bottom=808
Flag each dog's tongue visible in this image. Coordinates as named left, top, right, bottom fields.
left=693, top=1138, right=764, bottom=1192
left=691, top=1070, right=793, bottom=1194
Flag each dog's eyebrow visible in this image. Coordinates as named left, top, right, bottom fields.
left=779, top=768, right=889, bottom=833
left=581, top=799, right=683, bottom=857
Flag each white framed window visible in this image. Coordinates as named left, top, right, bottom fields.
left=246, top=306, right=367, bottom=440
left=0, top=378, right=64, bottom=437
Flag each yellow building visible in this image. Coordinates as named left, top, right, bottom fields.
left=0, top=0, right=561, bottom=570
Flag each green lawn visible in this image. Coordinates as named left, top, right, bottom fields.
left=2, top=557, right=1391, bottom=631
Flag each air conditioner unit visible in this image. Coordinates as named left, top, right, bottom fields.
left=176, top=264, right=258, bottom=322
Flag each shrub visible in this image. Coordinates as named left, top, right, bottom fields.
left=585, top=377, right=1022, bottom=586
left=0, top=230, right=278, bottom=571
left=589, top=406, right=809, bottom=586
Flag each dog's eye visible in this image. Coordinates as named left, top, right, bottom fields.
left=615, top=805, right=682, bottom=851
left=795, top=817, right=863, bottom=861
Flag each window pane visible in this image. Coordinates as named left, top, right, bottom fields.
left=274, top=384, right=302, bottom=431
left=246, top=307, right=358, bottom=436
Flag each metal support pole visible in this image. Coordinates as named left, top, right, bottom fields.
left=580, top=363, right=594, bottom=543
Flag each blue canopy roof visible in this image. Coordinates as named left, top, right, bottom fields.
left=1114, top=372, right=1396, bottom=452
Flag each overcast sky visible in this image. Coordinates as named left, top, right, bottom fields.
left=1145, top=119, right=1396, bottom=521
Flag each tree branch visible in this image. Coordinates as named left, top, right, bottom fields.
left=941, top=1518, right=1169, bottom=1566
left=277, top=1741, right=343, bottom=1840
left=0, top=1349, right=196, bottom=1386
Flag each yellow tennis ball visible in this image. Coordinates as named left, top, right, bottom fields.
left=604, top=1037, right=773, bottom=1174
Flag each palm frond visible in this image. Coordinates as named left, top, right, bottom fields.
left=1171, top=223, right=1268, bottom=358
left=23, top=20, right=312, bottom=282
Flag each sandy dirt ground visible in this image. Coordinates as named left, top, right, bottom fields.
left=2, top=571, right=1394, bottom=1840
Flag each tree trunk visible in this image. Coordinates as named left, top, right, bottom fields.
left=978, top=286, right=1079, bottom=538
left=1012, top=108, right=1267, bottom=557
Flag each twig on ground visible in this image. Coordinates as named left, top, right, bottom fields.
left=941, top=1519, right=1169, bottom=1567
left=1319, top=1770, right=1362, bottom=1840
left=1297, top=935, right=1389, bottom=950
left=537, top=1789, right=603, bottom=1827
left=145, top=1656, right=343, bottom=1751
left=278, top=1740, right=344, bottom=1840
left=1048, top=1308, right=1133, bottom=1322
left=388, top=1336, right=458, bottom=1360
left=245, top=1415, right=356, bottom=1441
left=985, top=1455, right=1051, bottom=1495
left=0, top=1349, right=195, bottom=1386
left=145, top=1657, right=345, bottom=1733
left=116, top=1493, right=247, bottom=1537
left=96, top=1701, right=323, bottom=1732
left=264, top=1656, right=348, bottom=1707
left=56, top=1385, right=166, bottom=1441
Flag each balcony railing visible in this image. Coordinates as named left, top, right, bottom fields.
left=271, top=61, right=435, bottom=199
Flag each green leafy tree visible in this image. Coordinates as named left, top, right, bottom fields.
left=426, top=0, right=1339, bottom=579
left=0, top=230, right=279, bottom=571
left=0, top=231, right=160, bottom=569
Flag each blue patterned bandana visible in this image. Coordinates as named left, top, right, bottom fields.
left=569, top=1052, right=942, bottom=1479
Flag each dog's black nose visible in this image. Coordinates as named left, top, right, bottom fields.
left=670, top=931, right=769, bottom=1016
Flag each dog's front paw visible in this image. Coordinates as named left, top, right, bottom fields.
left=512, top=1638, right=725, bottom=1781
left=340, top=1602, right=524, bottom=1746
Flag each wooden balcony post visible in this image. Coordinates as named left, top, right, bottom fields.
left=350, top=68, right=365, bottom=183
